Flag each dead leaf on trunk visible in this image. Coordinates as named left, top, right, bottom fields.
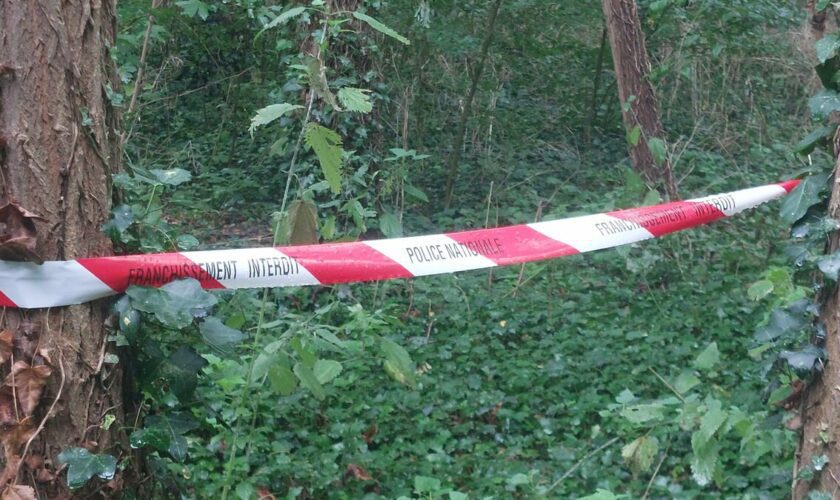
left=5, top=362, right=52, bottom=416
left=1, top=417, right=35, bottom=451
left=0, top=202, right=46, bottom=264
left=0, top=387, right=17, bottom=426
left=0, top=330, right=11, bottom=364
left=0, top=484, right=36, bottom=500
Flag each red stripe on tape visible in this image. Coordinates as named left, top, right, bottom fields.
left=0, top=290, right=16, bottom=308
left=283, top=242, right=413, bottom=284
left=447, top=225, right=579, bottom=265
left=778, top=180, right=800, bottom=193
left=78, top=254, right=225, bottom=292
left=609, top=201, right=725, bottom=238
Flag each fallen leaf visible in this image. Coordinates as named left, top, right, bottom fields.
left=345, top=463, right=374, bottom=481
left=5, top=362, right=52, bottom=415
left=785, top=413, right=803, bottom=431
left=0, top=202, right=46, bottom=264
left=0, top=330, right=11, bottom=364
left=0, top=455, right=21, bottom=490
left=0, top=484, right=35, bottom=500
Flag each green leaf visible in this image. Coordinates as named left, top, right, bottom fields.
left=380, top=337, right=415, bottom=387
left=404, top=184, right=429, bottom=202
left=620, top=403, right=664, bottom=424
left=754, top=308, right=807, bottom=342
left=313, top=359, right=343, bottom=384
left=696, top=400, right=727, bottom=445
left=151, top=168, right=191, bottom=186
left=796, top=126, right=837, bottom=155
left=818, top=250, right=840, bottom=280
left=621, top=435, right=659, bottom=474
left=817, top=0, right=831, bottom=12
left=257, top=6, right=307, bottom=38
left=337, top=87, right=373, bottom=113
left=414, top=476, right=441, bottom=494
left=268, top=363, right=297, bottom=396
left=578, top=489, right=620, bottom=500
left=176, top=0, right=211, bottom=20
left=199, top=317, right=244, bottom=355
left=126, top=279, right=217, bottom=329
left=809, top=90, right=840, bottom=119
left=779, top=174, right=826, bottom=225
left=143, top=413, right=198, bottom=462
left=626, top=125, right=641, bottom=146
left=747, top=279, right=774, bottom=301
left=287, top=199, right=319, bottom=245
left=249, top=103, right=303, bottom=137
left=304, top=124, right=344, bottom=194
left=694, top=342, right=720, bottom=371
left=647, top=137, right=667, bottom=165
left=816, top=33, right=840, bottom=63
left=674, top=371, right=701, bottom=394
left=294, top=362, right=326, bottom=400
left=353, top=11, right=410, bottom=45
left=379, top=212, right=403, bottom=237
left=56, top=448, right=117, bottom=489
left=690, top=434, right=719, bottom=487
left=306, top=57, right=342, bottom=110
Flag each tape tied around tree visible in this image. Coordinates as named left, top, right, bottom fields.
left=0, top=180, right=800, bottom=309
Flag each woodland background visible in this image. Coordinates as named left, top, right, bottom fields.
left=2, top=0, right=838, bottom=498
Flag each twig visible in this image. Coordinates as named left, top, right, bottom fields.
left=542, top=437, right=620, bottom=495
left=649, top=367, right=686, bottom=404
left=642, top=448, right=669, bottom=499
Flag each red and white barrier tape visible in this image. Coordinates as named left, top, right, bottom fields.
left=0, top=181, right=799, bottom=309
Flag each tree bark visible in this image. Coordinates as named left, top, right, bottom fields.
left=793, top=158, right=840, bottom=499
left=602, top=0, right=678, bottom=199
left=0, top=0, right=124, bottom=497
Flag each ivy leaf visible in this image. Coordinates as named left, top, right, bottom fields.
left=809, top=90, right=840, bottom=119
left=249, top=103, right=303, bottom=137
left=140, top=413, right=198, bottom=462
left=694, top=342, right=720, bottom=371
left=779, top=174, right=826, bottom=225
left=647, top=137, right=667, bottom=165
left=176, top=0, right=211, bottom=20
left=817, top=0, right=831, bottom=11
left=56, top=448, right=117, bottom=489
left=380, top=337, right=415, bottom=387
left=353, top=11, right=410, bottom=45
left=294, top=362, right=326, bottom=400
left=304, top=124, right=343, bottom=194
left=754, top=308, right=806, bottom=342
left=818, top=250, right=840, bottom=280
left=313, top=359, right=343, bottom=384
left=150, top=168, right=191, bottom=186
left=199, top=317, right=244, bottom=355
left=793, top=126, right=835, bottom=155
left=626, top=125, right=641, bottom=147
left=780, top=347, right=825, bottom=373
left=127, top=279, right=217, bottom=329
left=338, top=87, right=373, bottom=113
left=816, top=33, right=840, bottom=63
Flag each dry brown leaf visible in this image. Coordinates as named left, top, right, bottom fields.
left=1, top=417, right=35, bottom=452
left=0, top=202, right=46, bottom=264
left=0, top=387, right=17, bottom=427
left=0, top=331, right=11, bottom=365
left=362, top=423, right=377, bottom=444
left=5, top=362, right=52, bottom=416
left=0, top=455, right=21, bottom=490
left=256, top=486, right=276, bottom=500
left=345, top=463, right=374, bottom=481
left=0, top=484, right=36, bottom=500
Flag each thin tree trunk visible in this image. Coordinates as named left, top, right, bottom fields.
left=602, top=0, right=678, bottom=199
left=443, top=0, right=503, bottom=209
left=0, top=0, right=124, bottom=497
left=584, top=25, right=609, bottom=145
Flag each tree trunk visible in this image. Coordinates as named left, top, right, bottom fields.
left=602, top=0, right=678, bottom=199
left=0, top=0, right=124, bottom=497
left=793, top=159, right=840, bottom=499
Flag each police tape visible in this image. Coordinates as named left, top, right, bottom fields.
left=0, top=180, right=799, bottom=309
